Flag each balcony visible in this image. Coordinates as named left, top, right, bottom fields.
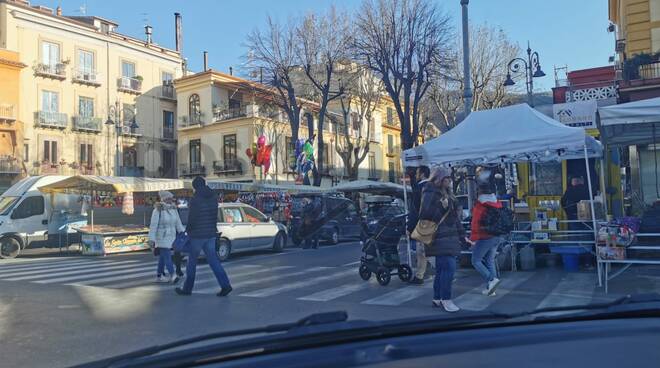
left=0, top=156, right=21, bottom=175
left=160, top=83, right=175, bottom=100
left=120, top=125, right=141, bottom=137
left=0, top=104, right=16, bottom=123
left=73, top=116, right=102, bottom=133
left=34, top=62, right=66, bottom=80
left=78, top=165, right=95, bottom=175
left=117, top=76, right=142, bottom=94
left=163, top=126, right=175, bottom=140
left=180, top=163, right=206, bottom=177
left=386, top=145, right=400, bottom=157
left=179, top=115, right=203, bottom=128
left=120, top=166, right=145, bottom=177
left=72, top=69, right=101, bottom=86
left=213, top=106, right=247, bottom=122
left=34, top=111, right=68, bottom=129
left=213, top=160, right=242, bottom=175
left=37, top=162, right=62, bottom=175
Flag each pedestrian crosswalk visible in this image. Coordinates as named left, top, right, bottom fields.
left=0, top=257, right=619, bottom=311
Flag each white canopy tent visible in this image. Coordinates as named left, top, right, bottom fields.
left=332, top=180, right=411, bottom=197
left=403, top=103, right=604, bottom=283
left=598, top=96, right=660, bottom=146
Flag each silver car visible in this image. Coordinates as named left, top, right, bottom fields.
left=215, top=203, right=287, bottom=261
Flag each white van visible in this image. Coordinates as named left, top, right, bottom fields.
left=0, top=176, right=83, bottom=259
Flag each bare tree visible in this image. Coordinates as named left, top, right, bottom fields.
left=354, top=0, right=452, bottom=150
left=296, top=7, right=351, bottom=186
left=245, top=17, right=304, bottom=150
left=334, top=66, right=383, bottom=180
left=427, top=24, right=520, bottom=131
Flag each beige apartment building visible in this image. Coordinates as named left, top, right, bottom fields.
left=0, top=0, right=184, bottom=178
left=174, top=69, right=388, bottom=187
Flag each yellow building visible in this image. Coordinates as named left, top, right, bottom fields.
left=0, top=48, right=26, bottom=191
left=609, top=0, right=660, bottom=55
left=381, top=104, right=404, bottom=183
left=0, top=0, right=183, bottom=178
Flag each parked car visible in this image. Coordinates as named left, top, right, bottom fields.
left=179, top=203, right=287, bottom=261
left=289, top=194, right=363, bottom=246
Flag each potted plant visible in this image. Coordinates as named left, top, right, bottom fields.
left=134, top=75, right=144, bottom=82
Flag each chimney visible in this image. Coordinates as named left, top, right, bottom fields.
left=144, top=25, right=153, bottom=44
left=229, top=66, right=233, bottom=76
left=55, top=5, right=62, bottom=16
left=174, top=13, right=182, bottom=54
left=203, top=51, right=208, bottom=72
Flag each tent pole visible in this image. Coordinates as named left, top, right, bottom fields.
left=401, top=157, right=412, bottom=267
left=599, top=159, right=608, bottom=218
left=583, top=144, right=600, bottom=286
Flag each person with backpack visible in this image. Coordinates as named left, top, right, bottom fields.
left=470, top=173, right=512, bottom=296
left=148, top=191, right=185, bottom=283
left=417, top=167, right=468, bottom=312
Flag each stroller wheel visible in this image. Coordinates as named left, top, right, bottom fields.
left=359, top=264, right=372, bottom=281
left=397, top=264, right=413, bottom=282
left=376, top=269, right=391, bottom=286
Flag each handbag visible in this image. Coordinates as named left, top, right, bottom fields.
left=173, top=232, right=191, bottom=253
left=411, top=210, right=450, bottom=245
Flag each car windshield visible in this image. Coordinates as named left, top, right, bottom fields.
left=4, top=1, right=660, bottom=368
left=0, top=196, right=19, bottom=215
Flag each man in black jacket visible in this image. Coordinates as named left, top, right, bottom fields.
left=176, top=176, right=232, bottom=296
left=302, top=197, right=322, bottom=249
left=561, top=176, right=590, bottom=230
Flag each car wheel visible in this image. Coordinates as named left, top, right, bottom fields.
left=216, top=238, right=231, bottom=261
left=330, top=227, right=339, bottom=245
left=0, top=237, right=21, bottom=259
left=272, top=232, right=285, bottom=252
left=397, top=264, right=413, bottom=282
left=376, top=269, right=391, bottom=286
left=359, top=264, right=371, bottom=281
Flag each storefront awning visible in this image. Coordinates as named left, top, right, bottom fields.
left=206, top=180, right=327, bottom=194
left=38, top=175, right=190, bottom=194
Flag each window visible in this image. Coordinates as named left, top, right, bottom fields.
left=24, top=144, right=29, bottom=162
left=122, top=104, right=135, bottom=124
left=163, top=111, right=174, bottom=139
left=351, top=112, right=360, bottom=132
left=80, top=144, right=93, bottom=167
left=223, top=134, right=237, bottom=164
left=41, top=41, right=60, bottom=66
left=387, top=107, right=394, bottom=125
left=228, top=97, right=241, bottom=110
left=242, top=207, right=267, bottom=223
left=387, top=134, right=394, bottom=155
left=388, top=162, right=396, bottom=183
left=529, top=162, right=563, bottom=196
left=368, top=153, right=376, bottom=178
left=78, top=50, right=94, bottom=75
left=369, top=117, right=376, bottom=140
left=323, top=143, right=330, bottom=169
left=121, top=61, right=136, bottom=78
left=162, top=71, right=173, bottom=85
left=43, top=140, right=57, bottom=163
left=100, top=23, right=110, bottom=34
left=123, top=147, right=137, bottom=167
left=189, top=139, right=201, bottom=165
left=189, top=94, right=200, bottom=122
left=78, top=97, right=94, bottom=117
left=41, top=91, right=58, bottom=112
left=285, top=137, right=294, bottom=172
left=10, top=196, right=45, bottom=220
left=222, top=207, right=243, bottom=223
left=162, top=149, right=175, bottom=177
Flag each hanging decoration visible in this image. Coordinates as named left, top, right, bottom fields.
left=245, top=134, right=274, bottom=174
left=122, top=192, right=135, bottom=215
left=294, top=135, right=316, bottom=184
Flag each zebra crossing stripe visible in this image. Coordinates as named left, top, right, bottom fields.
left=454, top=272, right=535, bottom=311
left=111, top=264, right=265, bottom=289
left=69, top=270, right=158, bottom=286
left=239, top=269, right=355, bottom=298
left=195, top=266, right=333, bottom=294
left=299, top=282, right=373, bottom=302
left=35, top=264, right=156, bottom=284
left=536, top=273, right=596, bottom=311
left=361, top=283, right=433, bottom=306
left=0, top=259, right=95, bottom=274
left=0, top=260, right=126, bottom=278
left=0, top=257, right=80, bottom=267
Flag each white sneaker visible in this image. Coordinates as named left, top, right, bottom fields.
left=168, top=274, right=175, bottom=283
left=487, top=278, right=501, bottom=295
left=156, top=276, right=169, bottom=283
left=441, top=299, right=460, bottom=312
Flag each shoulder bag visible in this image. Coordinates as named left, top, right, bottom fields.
left=411, top=210, right=450, bottom=245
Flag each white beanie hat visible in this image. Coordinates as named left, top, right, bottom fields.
left=430, top=166, right=452, bottom=183
left=159, top=190, right=174, bottom=201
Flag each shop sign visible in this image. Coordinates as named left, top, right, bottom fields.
left=553, top=100, right=597, bottom=129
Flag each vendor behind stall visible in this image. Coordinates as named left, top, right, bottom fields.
left=561, top=176, right=591, bottom=228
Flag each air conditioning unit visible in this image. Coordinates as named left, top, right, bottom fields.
left=121, top=126, right=132, bottom=134
left=84, top=73, right=96, bottom=82
left=615, top=69, right=623, bottom=81
left=615, top=39, right=626, bottom=53
left=120, top=77, right=131, bottom=89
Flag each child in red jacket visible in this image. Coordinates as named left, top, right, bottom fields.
left=470, top=184, right=503, bottom=296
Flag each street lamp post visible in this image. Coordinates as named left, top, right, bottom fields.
left=105, top=101, right=139, bottom=176
left=503, top=42, right=546, bottom=107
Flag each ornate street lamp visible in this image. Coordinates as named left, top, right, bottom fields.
left=105, top=101, right=139, bottom=176
left=503, top=42, right=546, bottom=107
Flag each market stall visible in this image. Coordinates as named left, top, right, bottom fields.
left=38, top=176, right=189, bottom=255
left=403, top=103, right=604, bottom=277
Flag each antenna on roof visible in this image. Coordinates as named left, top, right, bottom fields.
left=73, top=3, right=87, bottom=15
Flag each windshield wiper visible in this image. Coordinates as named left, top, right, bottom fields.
left=74, top=311, right=348, bottom=368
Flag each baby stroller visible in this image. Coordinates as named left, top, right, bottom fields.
left=359, top=213, right=412, bottom=286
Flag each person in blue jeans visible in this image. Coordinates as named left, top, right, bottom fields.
left=470, top=181, right=503, bottom=296
left=148, top=191, right=185, bottom=283
left=176, top=176, right=232, bottom=297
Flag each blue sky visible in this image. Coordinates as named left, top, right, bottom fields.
left=48, top=0, right=612, bottom=91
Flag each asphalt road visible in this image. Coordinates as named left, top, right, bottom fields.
left=0, top=241, right=657, bottom=367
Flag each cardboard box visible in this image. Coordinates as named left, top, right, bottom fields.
left=577, top=200, right=606, bottom=221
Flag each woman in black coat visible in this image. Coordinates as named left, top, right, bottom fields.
left=418, top=167, right=468, bottom=312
